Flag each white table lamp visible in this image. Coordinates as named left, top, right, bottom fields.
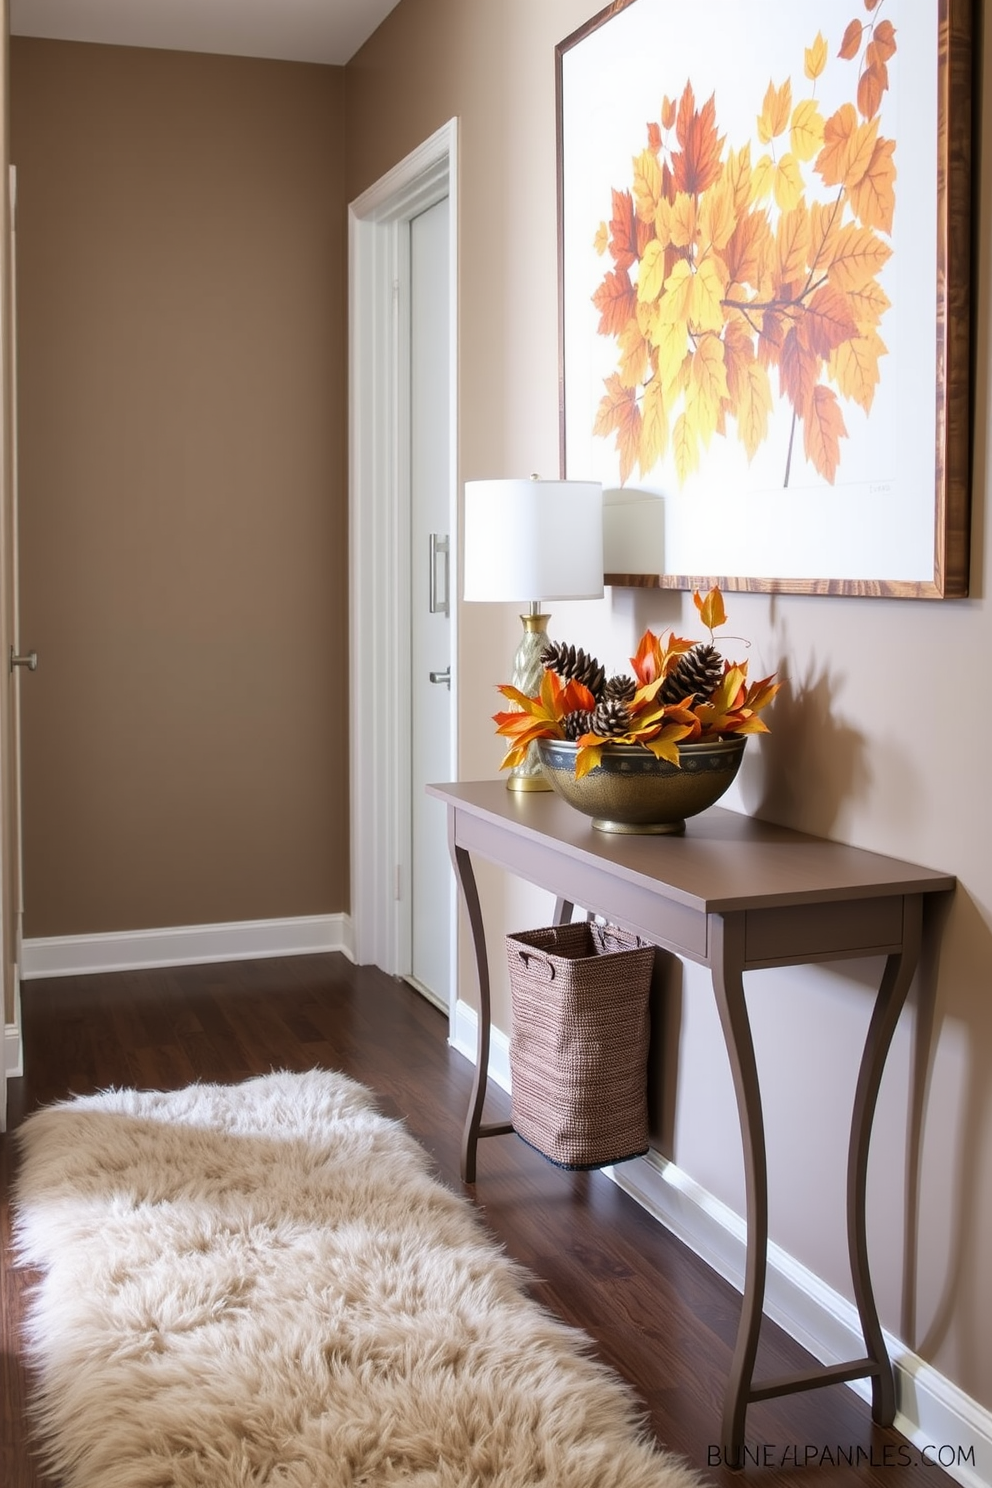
left=463, top=477, right=604, bottom=790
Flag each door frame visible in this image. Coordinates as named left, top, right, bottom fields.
left=348, top=120, right=459, bottom=1019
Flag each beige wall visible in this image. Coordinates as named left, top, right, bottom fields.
left=346, top=0, right=992, bottom=1414
left=11, top=39, right=349, bottom=937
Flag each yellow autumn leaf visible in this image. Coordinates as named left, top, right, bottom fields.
left=594, top=221, right=609, bottom=255
left=643, top=723, right=695, bottom=765
left=847, top=278, right=891, bottom=329
left=655, top=257, right=694, bottom=325
left=790, top=98, right=824, bottom=162
left=734, top=359, right=773, bottom=460
left=776, top=202, right=810, bottom=284
left=639, top=376, right=668, bottom=474
left=757, top=78, right=792, bottom=144
left=827, top=224, right=892, bottom=292
left=724, top=143, right=753, bottom=217
left=805, top=31, right=827, bottom=80
left=637, top=238, right=667, bottom=303
left=654, top=196, right=674, bottom=248
left=672, top=410, right=700, bottom=484
left=686, top=336, right=729, bottom=444
left=574, top=743, right=604, bottom=780
left=808, top=200, right=841, bottom=276
left=693, top=585, right=728, bottom=633
left=632, top=147, right=663, bottom=222
left=691, top=256, right=727, bottom=333
left=772, top=153, right=804, bottom=212
left=652, top=316, right=689, bottom=393
left=829, top=328, right=886, bottom=412
left=670, top=191, right=698, bottom=248
left=750, top=152, right=774, bottom=205
left=698, top=176, right=737, bottom=251
left=617, top=317, right=650, bottom=389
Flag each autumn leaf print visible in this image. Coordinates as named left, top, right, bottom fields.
left=592, top=3, right=897, bottom=488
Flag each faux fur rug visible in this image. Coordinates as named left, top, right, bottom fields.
left=13, top=1069, right=700, bottom=1488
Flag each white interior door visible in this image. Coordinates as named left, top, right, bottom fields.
left=408, top=197, right=451, bottom=1011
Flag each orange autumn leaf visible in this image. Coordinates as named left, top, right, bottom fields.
left=757, top=79, right=792, bottom=145
left=803, top=284, right=859, bottom=359
left=803, top=383, right=848, bottom=482
left=838, top=19, right=863, bottom=59
left=857, top=63, right=886, bottom=121
left=872, top=19, right=897, bottom=62
left=674, top=84, right=724, bottom=195
left=592, top=267, right=636, bottom=336
left=848, top=137, right=896, bottom=232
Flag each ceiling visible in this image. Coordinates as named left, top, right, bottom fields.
left=9, top=0, right=403, bottom=65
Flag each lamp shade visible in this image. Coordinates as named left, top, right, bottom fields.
left=462, top=478, right=604, bottom=603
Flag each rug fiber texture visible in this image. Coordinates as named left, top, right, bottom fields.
left=14, top=1068, right=701, bottom=1487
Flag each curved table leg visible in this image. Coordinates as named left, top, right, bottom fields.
left=848, top=894, right=923, bottom=1425
left=710, top=913, right=768, bottom=1467
left=451, top=841, right=493, bottom=1184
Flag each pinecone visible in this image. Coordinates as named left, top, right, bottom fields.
left=604, top=673, right=637, bottom=703
left=540, top=642, right=605, bottom=699
left=591, top=698, right=631, bottom=737
left=561, top=709, right=594, bottom=741
left=659, top=643, right=724, bottom=706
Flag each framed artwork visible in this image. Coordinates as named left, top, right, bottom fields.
left=556, top=0, right=973, bottom=596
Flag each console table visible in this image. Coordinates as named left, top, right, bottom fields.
left=427, top=780, right=954, bottom=1461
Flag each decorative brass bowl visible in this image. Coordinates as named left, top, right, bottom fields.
left=536, top=735, right=747, bottom=834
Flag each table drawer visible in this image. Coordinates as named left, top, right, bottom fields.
left=744, top=895, right=904, bottom=967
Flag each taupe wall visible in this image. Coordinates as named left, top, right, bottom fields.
left=346, top=0, right=992, bottom=1415
left=11, top=39, right=348, bottom=937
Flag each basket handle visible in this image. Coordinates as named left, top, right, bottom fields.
left=517, top=949, right=556, bottom=981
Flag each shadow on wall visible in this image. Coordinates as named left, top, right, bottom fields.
left=905, top=889, right=992, bottom=1390
left=747, top=652, right=872, bottom=840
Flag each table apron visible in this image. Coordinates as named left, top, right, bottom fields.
left=454, top=811, right=709, bottom=961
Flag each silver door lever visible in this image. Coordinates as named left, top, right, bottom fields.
left=10, top=647, right=37, bottom=672
left=429, top=668, right=451, bottom=689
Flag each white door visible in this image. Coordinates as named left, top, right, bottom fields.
left=408, top=198, right=451, bottom=1011
left=0, top=161, right=23, bottom=1129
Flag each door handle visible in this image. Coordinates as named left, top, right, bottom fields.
left=429, top=533, right=449, bottom=616
left=429, top=668, right=451, bottom=689
left=10, top=647, right=37, bottom=672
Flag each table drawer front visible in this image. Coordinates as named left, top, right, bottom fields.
left=744, top=895, right=904, bottom=967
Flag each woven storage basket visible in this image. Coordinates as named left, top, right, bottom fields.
left=506, top=921, right=655, bottom=1170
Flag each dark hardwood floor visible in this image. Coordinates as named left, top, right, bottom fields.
left=1, top=954, right=956, bottom=1486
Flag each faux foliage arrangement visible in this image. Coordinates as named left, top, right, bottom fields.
left=495, top=587, right=781, bottom=780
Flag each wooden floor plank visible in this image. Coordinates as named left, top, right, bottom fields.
left=0, top=954, right=958, bottom=1487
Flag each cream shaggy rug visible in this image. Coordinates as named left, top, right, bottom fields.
left=14, top=1069, right=701, bottom=1488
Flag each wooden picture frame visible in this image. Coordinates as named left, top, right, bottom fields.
left=556, top=0, right=973, bottom=597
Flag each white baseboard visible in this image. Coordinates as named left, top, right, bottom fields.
left=450, top=998, right=511, bottom=1094
left=5, top=964, right=22, bottom=1078
left=21, top=914, right=355, bottom=980
left=454, top=1008, right=991, bottom=1488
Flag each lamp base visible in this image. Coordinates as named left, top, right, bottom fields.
left=507, top=773, right=552, bottom=793
left=506, top=611, right=553, bottom=792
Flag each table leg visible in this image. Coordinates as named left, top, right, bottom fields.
left=847, top=893, right=923, bottom=1426
left=710, top=913, right=768, bottom=1466
left=451, top=840, right=492, bottom=1184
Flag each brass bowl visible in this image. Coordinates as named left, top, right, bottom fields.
left=536, top=735, right=747, bottom=834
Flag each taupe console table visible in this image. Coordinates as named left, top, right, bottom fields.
left=427, top=779, right=954, bottom=1461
